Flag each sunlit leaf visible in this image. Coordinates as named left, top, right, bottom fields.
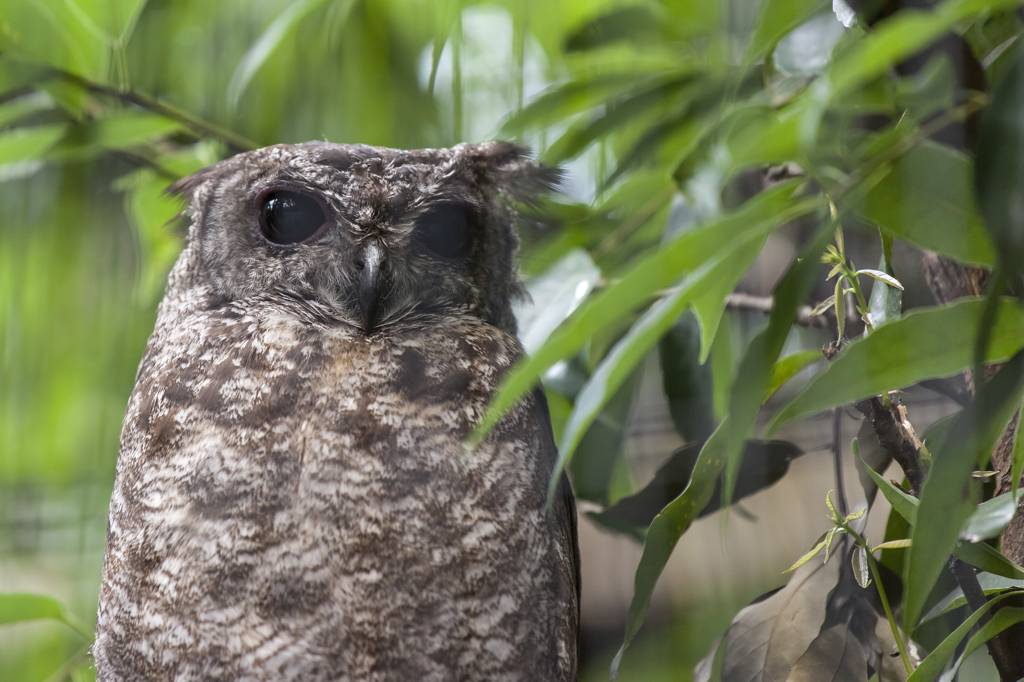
left=0, top=124, right=67, bottom=170
left=905, top=349, right=1024, bottom=630
left=769, top=299, right=1024, bottom=433
left=47, top=109, right=182, bottom=161
left=873, top=539, right=911, bottom=551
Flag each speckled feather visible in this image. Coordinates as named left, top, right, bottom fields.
left=94, top=142, right=579, bottom=681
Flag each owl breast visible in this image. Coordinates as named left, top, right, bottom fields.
left=94, top=292, right=576, bottom=682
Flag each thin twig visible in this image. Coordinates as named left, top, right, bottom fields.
left=47, top=68, right=258, bottom=152
left=832, top=408, right=849, bottom=517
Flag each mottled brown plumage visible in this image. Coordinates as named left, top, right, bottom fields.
left=94, top=142, right=579, bottom=681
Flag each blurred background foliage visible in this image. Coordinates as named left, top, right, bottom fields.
left=4, top=0, right=1024, bottom=680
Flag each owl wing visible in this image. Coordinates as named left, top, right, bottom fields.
left=530, top=387, right=581, bottom=654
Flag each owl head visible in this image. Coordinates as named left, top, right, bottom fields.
left=167, top=141, right=560, bottom=335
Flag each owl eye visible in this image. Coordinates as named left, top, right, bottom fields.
left=414, top=204, right=472, bottom=260
left=257, top=190, right=328, bottom=245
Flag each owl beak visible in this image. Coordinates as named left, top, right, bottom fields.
left=356, top=244, right=384, bottom=334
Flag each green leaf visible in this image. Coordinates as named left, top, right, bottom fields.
left=859, top=141, right=996, bottom=267
left=785, top=536, right=828, bottom=573
left=873, top=539, right=912, bottom=551
left=827, top=0, right=1024, bottom=98
left=866, top=233, right=902, bottom=328
left=660, top=310, right=715, bottom=442
left=769, top=298, right=1024, bottom=433
left=766, top=350, right=822, bottom=402
left=905, top=349, right=1024, bottom=630
left=748, top=0, right=829, bottom=60
left=0, top=124, right=67, bottom=169
left=611, top=225, right=834, bottom=676
left=499, top=73, right=653, bottom=138
left=470, top=181, right=820, bottom=449
left=860, top=458, right=918, bottom=525
left=515, top=248, right=601, bottom=355
left=974, top=43, right=1024, bottom=277
left=921, top=573, right=1024, bottom=623
left=46, top=109, right=182, bottom=161
left=568, top=369, right=640, bottom=505
left=954, top=538, right=1024, bottom=580
left=64, top=0, right=149, bottom=42
left=0, top=593, right=92, bottom=640
left=722, top=225, right=835, bottom=510
left=610, top=424, right=731, bottom=679
left=938, top=607, right=1024, bottom=682
left=592, top=439, right=803, bottom=531
left=905, top=591, right=1017, bottom=682
left=226, top=0, right=345, bottom=109
left=960, top=490, right=1023, bottom=543
left=551, top=235, right=764, bottom=500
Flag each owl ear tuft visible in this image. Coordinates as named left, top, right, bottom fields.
left=165, top=156, right=239, bottom=204
left=469, top=141, right=563, bottom=207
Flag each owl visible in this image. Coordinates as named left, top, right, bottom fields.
left=93, top=141, right=580, bottom=681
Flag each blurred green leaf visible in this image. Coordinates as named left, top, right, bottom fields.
left=470, top=180, right=820, bottom=449
left=747, top=0, right=828, bottom=60
left=0, top=124, right=67, bottom=167
left=551, top=235, right=763, bottom=500
left=499, top=73, right=643, bottom=137
left=65, top=0, right=149, bottom=42
left=515, top=248, right=600, bottom=355
left=0, top=593, right=92, bottom=640
left=769, top=299, right=1024, bottom=433
left=860, top=141, right=996, bottom=267
left=227, top=0, right=347, bottom=110
left=975, top=43, right=1024, bottom=277
left=722, top=225, right=834, bottom=509
left=905, top=349, right=1024, bottom=630
left=47, top=109, right=182, bottom=161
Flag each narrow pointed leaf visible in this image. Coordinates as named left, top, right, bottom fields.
left=471, top=181, right=820, bottom=448
left=550, top=237, right=763, bottom=500
left=937, top=607, right=1024, bottom=682
left=769, top=298, right=1024, bottom=433
left=766, top=350, right=822, bottom=402
left=856, top=269, right=904, bottom=290
left=905, top=592, right=1015, bottom=682
left=905, top=349, right=1024, bottom=630
left=0, top=593, right=92, bottom=640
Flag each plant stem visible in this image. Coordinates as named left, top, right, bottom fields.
left=866, top=543, right=913, bottom=674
